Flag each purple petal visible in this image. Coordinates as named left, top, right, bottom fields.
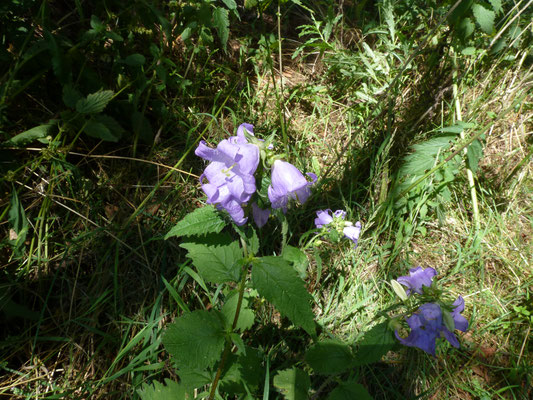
left=441, top=328, right=460, bottom=348
left=333, top=210, right=346, bottom=219
left=314, top=209, right=333, bottom=228
left=451, top=296, right=469, bottom=332
left=223, top=199, right=247, bottom=226
left=252, top=203, right=270, bottom=228
left=397, top=267, right=437, bottom=296
left=195, top=140, right=221, bottom=162
left=343, top=221, right=362, bottom=245
left=236, top=123, right=254, bottom=141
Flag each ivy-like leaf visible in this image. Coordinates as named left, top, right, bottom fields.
left=273, top=368, right=310, bottom=400
left=472, top=3, right=495, bottom=34
left=165, top=206, right=226, bottom=239
left=328, top=380, right=373, bottom=400
left=137, top=379, right=186, bottom=400
left=213, top=7, right=229, bottom=48
left=180, top=240, right=242, bottom=283
left=76, top=90, right=114, bottom=114
left=252, top=256, right=315, bottom=335
left=162, top=310, right=226, bottom=371
left=352, top=322, right=395, bottom=366
left=305, top=339, right=354, bottom=375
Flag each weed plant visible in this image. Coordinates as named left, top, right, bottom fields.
left=1, top=0, right=532, bottom=399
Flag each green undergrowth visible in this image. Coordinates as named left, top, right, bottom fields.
left=1, top=0, right=532, bottom=398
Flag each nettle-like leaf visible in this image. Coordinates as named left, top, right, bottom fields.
left=162, top=310, right=226, bottom=371
left=180, top=240, right=242, bottom=283
left=352, top=322, right=395, bottom=366
left=305, top=339, right=354, bottom=375
left=273, top=368, right=310, bottom=400
left=165, top=205, right=226, bottom=239
left=76, top=90, right=114, bottom=114
left=328, top=380, right=373, bottom=400
left=137, top=379, right=186, bottom=400
left=472, top=3, right=495, bottom=34
left=4, top=121, right=57, bottom=146
left=83, top=119, right=120, bottom=142
left=399, top=134, right=456, bottom=177
left=213, top=7, right=229, bottom=47
left=251, top=256, right=315, bottom=335
left=220, top=347, right=263, bottom=395
left=221, top=290, right=255, bottom=332
left=282, top=245, right=309, bottom=279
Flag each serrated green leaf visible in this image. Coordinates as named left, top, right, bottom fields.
left=213, top=7, right=229, bottom=48
left=252, top=256, right=315, bottom=335
left=273, top=368, right=310, bottom=400
left=165, top=206, right=226, bottom=239
left=399, top=135, right=455, bottom=176
left=472, top=3, right=495, bottom=34
left=305, top=339, right=354, bottom=375
left=124, top=53, right=146, bottom=66
left=244, top=0, right=258, bottom=8
left=180, top=240, right=242, bottom=283
left=162, top=310, right=226, bottom=371
left=5, top=122, right=56, bottom=146
left=221, top=291, right=255, bottom=332
left=352, top=322, right=395, bottom=366
left=328, top=381, right=373, bottom=400
left=220, top=347, right=263, bottom=394
left=282, top=245, right=308, bottom=279
left=83, top=119, right=119, bottom=142
left=8, top=189, right=28, bottom=256
left=466, top=138, right=483, bottom=173
left=137, top=379, right=186, bottom=400
left=93, top=114, right=124, bottom=140
left=76, top=90, right=114, bottom=114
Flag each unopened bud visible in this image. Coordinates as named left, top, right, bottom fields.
left=391, top=280, right=408, bottom=301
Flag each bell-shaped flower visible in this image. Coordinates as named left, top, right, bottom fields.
left=195, top=124, right=260, bottom=225
left=314, top=209, right=361, bottom=246
left=395, top=299, right=468, bottom=356
left=397, top=267, right=437, bottom=296
left=252, top=203, right=270, bottom=228
left=268, top=160, right=316, bottom=212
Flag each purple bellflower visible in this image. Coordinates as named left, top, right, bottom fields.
left=268, top=160, right=317, bottom=212
left=397, top=267, right=437, bottom=296
left=395, top=298, right=468, bottom=356
left=195, top=124, right=260, bottom=225
left=314, top=209, right=362, bottom=246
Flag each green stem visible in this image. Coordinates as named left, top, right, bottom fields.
left=208, top=238, right=249, bottom=400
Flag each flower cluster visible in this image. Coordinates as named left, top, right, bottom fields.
left=392, top=267, right=468, bottom=356
left=196, top=124, right=316, bottom=227
left=314, top=209, right=362, bottom=247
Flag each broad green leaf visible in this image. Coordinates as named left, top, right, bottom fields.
left=489, top=0, right=502, bottom=13
left=252, top=256, right=315, bottom=335
left=305, top=339, right=354, bottom=375
left=466, top=138, right=483, bottom=173
left=213, top=7, right=229, bottom=47
left=472, top=3, right=495, bottom=34
left=458, top=17, right=475, bottom=39
left=162, top=310, right=226, bottom=371
left=273, top=368, right=310, bottom=400
left=165, top=206, right=226, bottom=239
left=180, top=240, right=242, bottom=283
left=328, top=381, right=373, bottom=400
left=352, top=322, right=395, bottom=366
left=124, top=53, right=146, bottom=66
left=76, top=90, right=114, bottom=114
left=221, top=291, right=255, bottom=332
left=137, top=379, right=186, bottom=400
left=400, top=135, right=455, bottom=176
left=220, top=347, right=263, bottom=394
left=93, top=114, right=124, bottom=140
left=5, top=122, right=56, bottom=146
left=282, top=245, right=308, bottom=279
left=244, top=0, right=258, bottom=8
left=83, top=119, right=119, bottom=142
